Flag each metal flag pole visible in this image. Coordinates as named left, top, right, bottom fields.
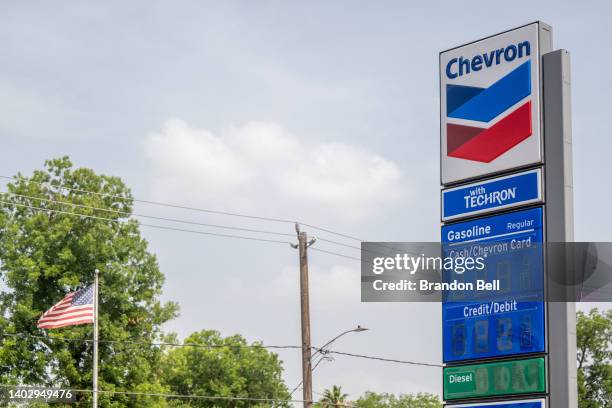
left=93, top=269, right=99, bottom=408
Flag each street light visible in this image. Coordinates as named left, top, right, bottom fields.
left=290, top=325, right=369, bottom=398
left=312, top=325, right=369, bottom=359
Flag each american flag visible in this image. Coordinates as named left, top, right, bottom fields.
left=37, top=284, right=95, bottom=329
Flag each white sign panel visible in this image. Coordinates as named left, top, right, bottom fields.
left=440, top=22, right=550, bottom=185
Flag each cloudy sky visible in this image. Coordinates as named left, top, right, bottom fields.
left=2, top=0, right=611, bottom=401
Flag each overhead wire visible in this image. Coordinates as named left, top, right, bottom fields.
left=5, top=192, right=294, bottom=238
left=288, top=353, right=332, bottom=397
left=326, top=350, right=443, bottom=367
left=309, top=247, right=363, bottom=262
left=1, top=174, right=293, bottom=225
left=0, top=174, right=396, bottom=250
left=315, top=237, right=363, bottom=251
left=0, top=200, right=292, bottom=245
left=0, top=333, right=302, bottom=351
left=310, top=236, right=414, bottom=261
left=0, top=333, right=442, bottom=368
left=3, top=192, right=410, bottom=260
left=0, top=195, right=384, bottom=262
left=3, top=193, right=417, bottom=267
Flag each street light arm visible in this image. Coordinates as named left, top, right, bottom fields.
left=290, top=325, right=368, bottom=399
left=311, top=326, right=368, bottom=359
left=312, top=329, right=353, bottom=358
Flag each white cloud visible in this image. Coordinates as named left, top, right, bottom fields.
left=144, top=119, right=404, bottom=220
left=145, top=119, right=251, bottom=199
left=279, top=143, right=402, bottom=214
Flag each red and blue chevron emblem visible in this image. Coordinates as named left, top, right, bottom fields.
left=446, top=61, right=532, bottom=163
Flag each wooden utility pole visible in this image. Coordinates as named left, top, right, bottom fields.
left=295, top=224, right=314, bottom=408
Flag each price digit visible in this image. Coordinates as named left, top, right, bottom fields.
left=452, top=323, right=467, bottom=356
left=474, top=319, right=489, bottom=353
left=497, top=317, right=513, bottom=351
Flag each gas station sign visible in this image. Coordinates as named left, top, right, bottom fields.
left=439, top=21, right=575, bottom=407
left=440, top=23, right=546, bottom=185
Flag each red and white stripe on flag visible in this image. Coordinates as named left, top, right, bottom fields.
left=37, top=284, right=95, bottom=329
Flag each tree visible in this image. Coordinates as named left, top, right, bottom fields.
left=355, top=391, right=441, bottom=408
left=160, top=330, right=291, bottom=407
left=577, top=308, right=612, bottom=408
left=317, top=385, right=349, bottom=408
left=0, top=157, right=179, bottom=407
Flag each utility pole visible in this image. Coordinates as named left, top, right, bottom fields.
left=293, top=224, right=315, bottom=408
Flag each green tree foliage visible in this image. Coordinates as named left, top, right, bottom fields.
left=354, top=391, right=441, bottom=408
left=577, top=308, right=612, bottom=408
left=0, top=157, right=295, bottom=407
left=0, top=157, right=179, bottom=406
left=316, top=385, right=349, bottom=408
left=160, top=330, right=291, bottom=407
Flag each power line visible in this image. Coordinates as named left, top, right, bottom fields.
left=0, top=200, right=292, bottom=245
left=0, top=197, right=395, bottom=264
left=0, top=174, right=297, bottom=224
left=0, top=333, right=302, bottom=351
left=0, top=174, right=371, bottom=245
left=6, top=192, right=294, bottom=238
left=299, top=222, right=363, bottom=242
left=326, top=350, right=443, bottom=368
left=0, top=333, right=441, bottom=368
left=309, top=247, right=362, bottom=262
left=6, top=191, right=398, bottom=262
left=2, top=193, right=422, bottom=266
left=0, top=198, right=393, bottom=263
left=289, top=354, right=331, bottom=397
left=313, top=236, right=414, bottom=262
left=1, top=174, right=412, bottom=258
left=6, top=193, right=404, bottom=262
left=315, top=237, right=363, bottom=251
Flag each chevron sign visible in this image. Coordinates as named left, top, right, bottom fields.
left=447, top=61, right=532, bottom=163
left=441, top=23, right=547, bottom=185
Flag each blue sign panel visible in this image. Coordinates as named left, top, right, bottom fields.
left=441, top=207, right=545, bottom=363
left=448, top=398, right=545, bottom=408
left=442, top=169, right=542, bottom=221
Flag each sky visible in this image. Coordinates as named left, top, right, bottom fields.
left=1, top=0, right=612, bottom=401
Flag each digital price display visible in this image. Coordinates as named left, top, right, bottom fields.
left=443, top=357, right=546, bottom=400
left=441, top=207, right=545, bottom=363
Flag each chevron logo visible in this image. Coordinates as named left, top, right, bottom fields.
left=446, top=60, right=532, bottom=163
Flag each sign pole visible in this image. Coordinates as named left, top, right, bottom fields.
left=543, top=49, right=577, bottom=408
left=93, top=269, right=99, bottom=408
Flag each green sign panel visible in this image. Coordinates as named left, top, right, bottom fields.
left=444, top=357, right=546, bottom=400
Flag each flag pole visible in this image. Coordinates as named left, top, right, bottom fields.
left=93, top=269, right=99, bottom=408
